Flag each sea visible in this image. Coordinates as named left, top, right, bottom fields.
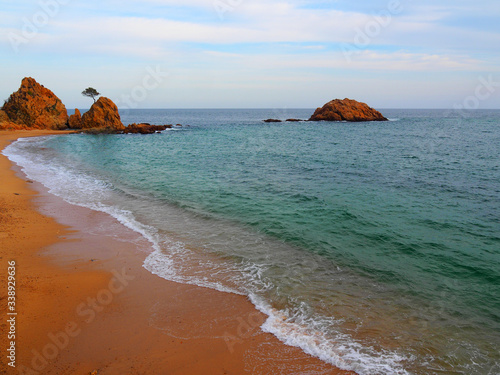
left=3, top=109, right=500, bottom=375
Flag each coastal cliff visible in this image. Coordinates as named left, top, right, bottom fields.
left=1, top=77, right=68, bottom=130
left=309, top=98, right=388, bottom=122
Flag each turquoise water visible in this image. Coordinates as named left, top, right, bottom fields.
left=4, top=109, right=500, bottom=374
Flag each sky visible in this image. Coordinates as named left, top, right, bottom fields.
left=1, top=0, right=499, bottom=109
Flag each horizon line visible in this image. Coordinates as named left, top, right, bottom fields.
left=67, top=107, right=500, bottom=111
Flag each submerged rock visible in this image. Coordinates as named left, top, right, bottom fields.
left=1, top=77, right=68, bottom=129
left=309, top=98, right=388, bottom=122
left=285, top=118, right=302, bottom=122
left=263, top=119, right=282, bottom=123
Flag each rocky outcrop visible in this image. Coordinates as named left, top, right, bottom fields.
left=123, top=123, right=172, bottom=134
left=68, top=108, right=83, bottom=129
left=0, top=110, right=20, bottom=130
left=1, top=77, right=68, bottom=129
left=262, top=118, right=303, bottom=123
left=79, top=97, right=125, bottom=131
left=309, top=98, right=388, bottom=122
left=0, top=110, right=9, bottom=123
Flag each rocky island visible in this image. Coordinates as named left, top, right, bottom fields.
left=0, top=77, right=173, bottom=133
left=261, top=99, right=387, bottom=123
left=309, top=98, right=388, bottom=122
left=68, top=97, right=125, bottom=131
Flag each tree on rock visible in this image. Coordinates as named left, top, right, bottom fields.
left=81, top=87, right=100, bottom=103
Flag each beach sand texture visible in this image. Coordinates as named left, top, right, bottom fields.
left=0, top=131, right=353, bottom=374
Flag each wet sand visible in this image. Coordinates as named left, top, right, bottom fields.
left=0, top=130, right=355, bottom=374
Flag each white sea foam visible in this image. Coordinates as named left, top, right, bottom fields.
left=3, top=137, right=163, bottom=250
left=3, top=136, right=241, bottom=295
left=248, top=292, right=411, bottom=375
left=143, top=248, right=243, bottom=295
left=2, top=136, right=411, bottom=375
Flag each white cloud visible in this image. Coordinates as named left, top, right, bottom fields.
left=203, top=49, right=490, bottom=73
left=1, top=0, right=499, bottom=107
left=2, top=0, right=499, bottom=58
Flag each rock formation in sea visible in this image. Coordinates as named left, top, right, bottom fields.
left=68, top=108, right=83, bottom=129
left=0, top=78, right=175, bottom=133
left=309, top=98, right=388, bottom=122
left=263, top=119, right=282, bottom=123
left=0, top=77, right=69, bottom=130
left=123, top=123, right=172, bottom=134
left=78, top=97, right=125, bottom=131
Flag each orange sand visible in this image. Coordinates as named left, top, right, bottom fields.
left=0, top=131, right=355, bottom=374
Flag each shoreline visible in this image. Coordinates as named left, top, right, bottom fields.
left=0, top=131, right=354, bottom=374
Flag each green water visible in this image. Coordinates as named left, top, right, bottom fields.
left=6, top=109, right=499, bottom=374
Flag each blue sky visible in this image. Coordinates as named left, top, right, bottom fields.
left=1, top=0, right=499, bottom=108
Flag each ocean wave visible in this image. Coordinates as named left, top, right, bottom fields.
left=2, top=135, right=414, bottom=374
left=249, top=293, right=411, bottom=375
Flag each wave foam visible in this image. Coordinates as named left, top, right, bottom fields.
left=3, top=136, right=411, bottom=375
left=248, top=293, right=410, bottom=375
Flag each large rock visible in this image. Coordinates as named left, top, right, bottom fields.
left=309, top=98, right=388, bottom=122
left=68, top=108, right=83, bottom=129
left=80, top=97, right=125, bottom=130
left=1, top=77, right=68, bottom=129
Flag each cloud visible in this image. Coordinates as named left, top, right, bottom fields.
left=203, top=49, right=490, bottom=73
left=1, top=0, right=499, bottom=107
left=3, top=0, right=498, bottom=62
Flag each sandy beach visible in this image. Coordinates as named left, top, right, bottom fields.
left=0, top=130, right=353, bottom=374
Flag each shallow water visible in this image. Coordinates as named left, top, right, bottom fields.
left=4, top=109, right=500, bottom=374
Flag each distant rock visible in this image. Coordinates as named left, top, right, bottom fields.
left=263, top=119, right=282, bottom=123
left=68, top=108, right=83, bottom=129
left=80, top=97, right=125, bottom=130
left=285, top=118, right=302, bottom=122
left=309, top=98, right=388, bottom=122
left=1, top=77, right=68, bottom=129
left=123, top=123, right=172, bottom=134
